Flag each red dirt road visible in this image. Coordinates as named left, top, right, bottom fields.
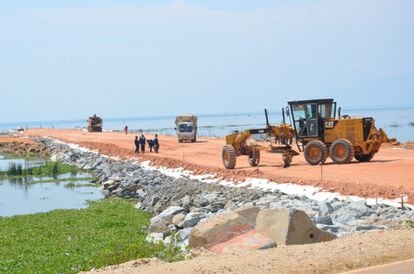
left=24, top=129, right=414, bottom=204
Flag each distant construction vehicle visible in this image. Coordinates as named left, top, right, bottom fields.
left=175, top=115, right=198, bottom=143
left=87, top=114, right=103, bottom=132
left=222, top=98, right=393, bottom=169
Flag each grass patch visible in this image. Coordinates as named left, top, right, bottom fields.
left=0, top=161, right=81, bottom=177
left=0, top=199, right=183, bottom=273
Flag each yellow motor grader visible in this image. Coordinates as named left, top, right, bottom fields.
left=222, top=99, right=394, bottom=169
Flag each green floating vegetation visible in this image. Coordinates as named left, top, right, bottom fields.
left=0, top=199, right=183, bottom=274
left=0, top=161, right=81, bottom=178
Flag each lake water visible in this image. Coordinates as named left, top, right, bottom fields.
left=0, top=158, right=103, bottom=217
left=0, top=106, right=413, bottom=141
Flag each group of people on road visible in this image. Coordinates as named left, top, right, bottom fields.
left=134, top=134, right=159, bottom=154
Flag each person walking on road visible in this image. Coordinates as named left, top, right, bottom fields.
left=139, top=134, right=146, bottom=153
left=134, top=136, right=139, bottom=154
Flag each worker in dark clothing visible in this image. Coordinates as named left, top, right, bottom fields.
left=124, top=125, right=128, bottom=135
left=317, top=113, right=325, bottom=141
left=147, top=139, right=155, bottom=152
left=139, top=134, right=146, bottom=153
left=134, top=136, right=139, bottom=154
left=154, top=134, right=159, bottom=153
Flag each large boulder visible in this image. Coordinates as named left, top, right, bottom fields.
left=150, top=206, right=186, bottom=224
left=149, top=206, right=186, bottom=235
left=255, top=209, right=336, bottom=245
left=189, top=207, right=336, bottom=252
left=210, top=229, right=276, bottom=253
left=234, top=206, right=260, bottom=225
left=181, top=211, right=206, bottom=228
left=189, top=212, right=254, bottom=249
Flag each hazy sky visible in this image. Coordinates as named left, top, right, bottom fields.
left=1, top=0, right=413, bottom=123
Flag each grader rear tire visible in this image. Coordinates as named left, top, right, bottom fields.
left=355, top=152, right=375, bottom=162
left=304, top=140, right=328, bottom=165
left=222, top=145, right=237, bottom=169
left=248, top=150, right=260, bottom=167
left=330, top=139, right=354, bottom=164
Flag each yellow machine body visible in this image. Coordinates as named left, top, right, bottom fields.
left=288, top=98, right=393, bottom=165
left=222, top=99, right=395, bottom=169
left=222, top=111, right=298, bottom=169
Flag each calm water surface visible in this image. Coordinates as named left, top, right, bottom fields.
left=0, top=158, right=103, bottom=217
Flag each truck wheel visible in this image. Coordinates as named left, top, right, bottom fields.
left=355, top=152, right=375, bottom=162
left=222, top=145, right=237, bottom=169
left=192, top=137, right=196, bottom=143
left=178, top=139, right=183, bottom=143
left=248, top=150, right=260, bottom=167
left=304, top=140, right=328, bottom=165
left=330, top=139, right=354, bottom=164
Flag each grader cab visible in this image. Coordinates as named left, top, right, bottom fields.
left=288, top=98, right=387, bottom=165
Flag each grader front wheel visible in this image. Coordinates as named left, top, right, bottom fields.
left=222, top=145, right=237, bottom=169
left=248, top=150, right=260, bottom=167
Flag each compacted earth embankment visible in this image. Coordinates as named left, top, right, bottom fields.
left=23, top=128, right=414, bottom=205
left=15, top=136, right=411, bottom=273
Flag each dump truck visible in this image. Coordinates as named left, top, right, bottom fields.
left=222, top=99, right=393, bottom=169
left=175, top=115, right=198, bottom=143
left=87, top=114, right=102, bottom=132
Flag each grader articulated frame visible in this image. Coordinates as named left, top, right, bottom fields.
left=222, top=109, right=299, bottom=169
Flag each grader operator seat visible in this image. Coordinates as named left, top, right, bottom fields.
left=288, top=99, right=337, bottom=142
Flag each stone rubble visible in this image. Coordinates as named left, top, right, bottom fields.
left=37, top=137, right=414, bottom=250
